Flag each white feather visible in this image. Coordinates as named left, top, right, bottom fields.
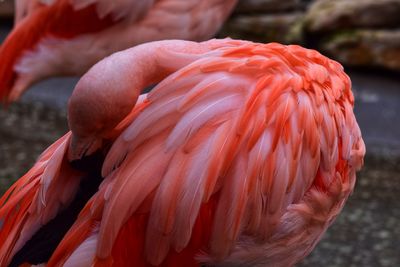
left=64, top=230, right=98, bottom=267
left=166, top=93, right=242, bottom=150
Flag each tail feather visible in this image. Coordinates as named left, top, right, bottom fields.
left=102, top=195, right=218, bottom=267
left=48, top=194, right=220, bottom=267
left=0, top=182, right=39, bottom=266
left=0, top=0, right=116, bottom=103
left=47, top=204, right=97, bottom=267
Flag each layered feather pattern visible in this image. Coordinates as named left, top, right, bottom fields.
left=92, top=41, right=364, bottom=265
left=0, top=40, right=365, bottom=266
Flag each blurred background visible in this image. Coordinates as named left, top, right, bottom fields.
left=0, top=0, right=399, bottom=266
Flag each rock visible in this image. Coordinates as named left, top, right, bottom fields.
left=219, top=13, right=304, bottom=44
left=320, top=30, right=400, bottom=71
left=0, top=101, right=68, bottom=192
left=0, top=0, right=13, bottom=19
left=305, top=0, right=400, bottom=32
left=235, top=0, right=303, bottom=14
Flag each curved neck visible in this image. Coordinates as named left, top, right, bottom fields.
left=67, top=39, right=226, bottom=139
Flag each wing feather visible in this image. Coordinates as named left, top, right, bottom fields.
left=0, top=133, right=84, bottom=266
left=166, top=93, right=242, bottom=150
left=0, top=42, right=365, bottom=266
left=97, top=132, right=174, bottom=258
left=211, top=152, right=250, bottom=258
left=70, top=0, right=155, bottom=21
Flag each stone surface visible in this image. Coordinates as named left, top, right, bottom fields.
left=235, top=0, right=303, bottom=13
left=350, top=70, right=400, bottom=158
left=320, top=30, right=400, bottom=71
left=0, top=102, right=68, bottom=191
left=298, top=156, right=400, bottom=267
left=0, top=0, right=13, bottom=18
left=305, top=0, right=400, bottom=32
left=219, top=13, right=303, bottom=44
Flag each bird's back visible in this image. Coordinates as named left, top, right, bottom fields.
left=53, top=41, right=365, bottom=266
left=0, top=40, right=365, bottom=266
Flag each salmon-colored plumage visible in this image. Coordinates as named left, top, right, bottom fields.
left=0, top=0, right=116, bottom=102
left=0, top=39, right=365, bottom=266
left=0, top=0, right=238, bottom=103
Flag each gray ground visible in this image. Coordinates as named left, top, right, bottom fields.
left=0, top=26, right=399, bottom=266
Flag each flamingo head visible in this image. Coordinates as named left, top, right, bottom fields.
left=0, top=34, right=53, bottom=106
left=0, top=41, right=63, bottom=106
left=67, top=57, right=140, bottom=161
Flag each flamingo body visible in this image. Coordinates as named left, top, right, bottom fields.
left=0, top=39, right=365, bottom=266
left=0, top=0, right=237, bottom=103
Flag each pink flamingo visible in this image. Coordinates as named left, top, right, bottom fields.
left=0, top=39, right=365, bottom=266
left=0, top=0, right=237, bottom=103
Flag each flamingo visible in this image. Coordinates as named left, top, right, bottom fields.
left=0, top=39, right=365, bottom=266
left=0, top=0, right=238, bottom=104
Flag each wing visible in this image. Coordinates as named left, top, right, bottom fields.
left=0, top=133, right=85, bottom=266
left=14, top=0, right=156, bottom=25
left=46, top=43, right=364, bottom=266
left=0, top=0, right=156, bottom=103
left=14, top=0, right=55, bottom=24
left=0, top=94, right=150, bottom=266
left=69, top=0, right=156, bottom=21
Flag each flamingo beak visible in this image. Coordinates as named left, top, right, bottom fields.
left=6, top=73, right=34, bottom=104
left=68, top=134, right=103, bottom=162
left=8, top=85, right=25, bottom=103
